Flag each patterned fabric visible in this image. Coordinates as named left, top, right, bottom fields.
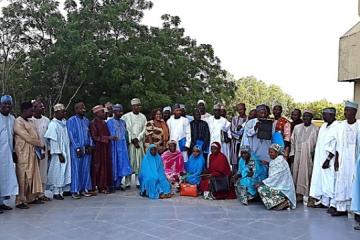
left=145, top=120, right=169, bottom=153
left=235, top=184, right=255, bottom=205
left=258, top=184, right=286, bottom=210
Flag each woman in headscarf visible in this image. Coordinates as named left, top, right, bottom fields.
left=257, top=144, right=296, bottom=210
left=161, top=140, right=184, bottom=191
left=184, top=145, right=205, bottom=185
left=139, top=144, right=172, bottom=199
left=190, top=109, right=210, bottom=158
left=145, top=108, right=169, bottom=154
left=199, top=142, right=236, bottom=200
left=234, top=145, right=268, bottom=205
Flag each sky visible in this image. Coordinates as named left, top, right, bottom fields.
left=142, top=0, right=359, bottom=103
left=0, top=0, right=359, bottom=103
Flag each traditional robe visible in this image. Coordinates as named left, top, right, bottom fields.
left=90, top=118, right=112, bottom=191
left=44, top=119, right=71, bottom=193
left=290, top=123, right=318, bottom=196
left=14, top=117, right=43, bottom=204
left=107, top=118, right=132, bottom=187
left=351, top=153, right=360, bottom=214
left=241, top=118, right=273, bottom=162
left=121, top=112, right=147, bottom=174
left=66, top=115, right=93, bottom=193
left=0, top=113, right=18, bottom=201
left=261, top=155, right=296, bottom=209
left=201, top=112, right=212, bottom=121
left=230, top=115, right=247, bottom=165
left=161, top=149, right=184, bottom=182
left=30, top=116, right=50, bottom=186
left=329, top=120, right=360, bottom=211
left=207, top=116, right=232, bottom=160
left=309, top=121, right=339, bottom=207
left=139, top=144, right=171, bottom=199
left=145, top=120, right=169, bottom=153
left=190, top=120, right=210, bottom=154
left=167, top=116, right=191, bottom=162
left=185, top=151, right=205, bottom=185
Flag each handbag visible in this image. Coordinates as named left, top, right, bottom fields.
left=178, top=137, right=187, bottom=152
left=180, top=183, right=198, bottom=197
left=210, top=175, right=230, bottom=193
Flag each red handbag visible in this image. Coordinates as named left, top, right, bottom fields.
left=180, top=183, right=198, bottom=197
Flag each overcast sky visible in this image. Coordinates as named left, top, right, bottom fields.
left=1, top=0, right=359, bottom=103
left=142, top=0, right=359, bottom=103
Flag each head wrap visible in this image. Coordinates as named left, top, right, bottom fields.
left=213, top=103, right=222, bottom=110
left=344, top=100, right=358, bottom=110
left=240, top=145, right=251, bottom=153
left=130, top=98, right=141, bottom=106
left=197, top=100, right=206, bottom=105
left=112, top=104, right=123, bottom=112
left=323, top=107, right=336, bottom=114
left=92, top=105, right=106, bottom=114
left=167, top=140, right=177, bottom=147
left=163, top=106, right=171, bottom=112
left=54, top=103, right=65, bottom=112
left=256, top=104, right=266, bottom=111
left=0, top=95, right=13, bottom=104
left=269, top=144, right=282, bottom=154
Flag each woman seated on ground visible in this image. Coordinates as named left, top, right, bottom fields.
left=199, top=142, right=236, bottom=200
left=184, top=145, right=205, bottom=186
left=256, top=144, right=296, bottom=210
left=234, top=145, right=268, bottom=205
left=161, top=140, right=184, bottom=191
left=139, top=144, right=172, bottom=199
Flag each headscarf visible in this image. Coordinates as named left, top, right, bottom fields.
left=185, top=145, right=205, bottom=185
left=161, top=140, right=184, bottom=177
left=269, top=143, right=283, bottom=155
left=139, top=144, right=170, bottom=199
left=209, top=142, right=231, bottom=177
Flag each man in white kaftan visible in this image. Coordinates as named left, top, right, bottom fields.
left=328, top=101, right=360, bottom=216
left=197, top=100, right=212, bottom=120
left=167, top=104, right=191, bottom=162
left=0, top=95, right=18, bottom=211
left=121, top=98, right=147, bottom=187
left=44, top=104, right=71, bottom=200
left=309, top=108, right=339, bottom=209
left=30, top=100, right=50, bottom=200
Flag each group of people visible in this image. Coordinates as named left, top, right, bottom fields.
left=0, top=95, right=359, bottom=230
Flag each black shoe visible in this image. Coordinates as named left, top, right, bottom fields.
left=62, top=191, right=71, bottom=197
left=53, top=194, right=64, bottom=200
left=71, top=193, right=81, bottom=200
left=16, top=203, right=29, bottom=209
left=0, top=204, right=12, bottom=210
left=126, top=185, right=131, bottom=190
left=136, top=185, right=140, bottom=189
left=327, top=207, right=337, bottom=214
left=0, top=209, right=3, bottom=214
left=331, top=211, right=347, bottom=217
left=29, top=199, right=45, bottom=204
left=354, top=225, right=360, bottom=231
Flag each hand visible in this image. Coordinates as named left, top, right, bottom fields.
left=40, top=153, right=46, bottom=160
left=76, top=148, right=84, bottom=158
left=85, top=146, right=91, bottom=154
left=248, top=169, right=254, bottom=177
left=261, top=160, right=269, bottom=165
left=12, top=152, right=18, bottom=164
left=322, top=159, right=330, bottom=169
left=236, top=125, right=243, bottom=131
left=255, top=183, right=262, bottom=189
left=58, top=154, right=65, bottom=163
left=254, top=122, right=261, bottom=131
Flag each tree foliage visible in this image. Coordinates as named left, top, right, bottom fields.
left=0, top=0, right=235, bottom=115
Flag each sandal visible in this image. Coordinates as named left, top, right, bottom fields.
left=274, top=200, right=290, bottom=211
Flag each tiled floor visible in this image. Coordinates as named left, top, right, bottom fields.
left=0, top=188, right=359, bottom=240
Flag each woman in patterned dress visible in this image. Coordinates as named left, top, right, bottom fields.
left=145, top=108, right=169, bottom=154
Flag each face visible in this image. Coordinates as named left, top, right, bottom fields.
left=291, top=110, right=301, bottom=122
left=150, top=147, right=157, bottom=156
left=269, top=149, right=278, bottom=160
left=257, top=109, right=266, bottom=118
left=33, top=102, right=45, bottom=116
left=132, top=104, right=141, bottom=114
left=75, top=102, right=86, bottom=116
left=113, top=110, right=123, bottom=118
left=0, top=102, right=12, bottom=116
left=273, top=106, right=282, bottom=117
left=107, top=106, right=113, bottom=117
left=192, top=149, right=200, bottom=157
left=194, top=110, right=201, bottom=121
left=241, top=151, right=250, bottom=161
left=198, top=103, right=205, bottom=112
left=344, top=107, right=357, bottom=120
left=154, top=110, right=162, bottom=121
left=163, top=110, right=171, bottom=120
left=174, top=108, right=182, bottom=118
left=248, top=109, right=257, bottom=119
left=303, top=112, right=313, bottom=125
left=169, top=143, right=177, bottom=152
left=23, top=107, right=34, bottom=119
left=236, top=104, right=246, bottom=115
left=96, top=109, right=107, bottom=120
left=180, top=108, right=186, bottom=117
left=213, top=109, right=221, bottom=118
left=55, top=109, right=67, bottom=119
left=322, top=112, right=335, bottom=123
left=211, top=145, right=218, bottom=154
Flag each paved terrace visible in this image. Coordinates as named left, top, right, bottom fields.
left=0, top=188, right=358, bottom=240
